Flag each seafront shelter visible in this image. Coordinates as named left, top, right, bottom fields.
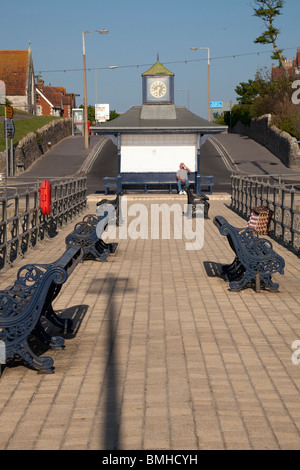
left=92, top=60, right=227, bottom=194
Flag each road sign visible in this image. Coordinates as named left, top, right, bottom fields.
left=210, top=101, right=223, bottom=108
left=222, top=101, right=233, bottom=112
left=6, top=106, right=14, bottom=118
left=4, top=119, right=15, bottom=138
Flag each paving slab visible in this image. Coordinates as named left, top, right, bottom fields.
left=0, top=193, right=299, bottom=450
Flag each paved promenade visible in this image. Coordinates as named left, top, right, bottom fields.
left=0, top=193, right=299, bottom=450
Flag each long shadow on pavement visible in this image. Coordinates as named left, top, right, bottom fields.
left=88, top=275, right=133, bottom=450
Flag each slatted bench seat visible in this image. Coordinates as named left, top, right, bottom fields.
left=0, top=245, right=83, bottom=375
left=186, top=187, right=210, bottom=219
left=103, top=177, right=117, bottom=194
left=65, top=217, right=109, bottom=261
left=103, top=173, right=214, bottom=195
left=96, top=192, right=123, bottom=228
left=65, top=196, right=121, bottom=261
left=213, top=215, right=285, bottom=292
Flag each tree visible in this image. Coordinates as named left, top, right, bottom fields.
left=235, top=69, right=272, bottom=104
left=79, top=104, right=95, bottom=123
left=109, top=110, right=120, bottom=121
left=212, top=111, right=225, bottom=124
left=252, top=0, right=288, bottom=77
left=235, top=79, right=261, bottom=104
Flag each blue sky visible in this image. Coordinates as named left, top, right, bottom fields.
left=1, top=0, right=300, bottom=118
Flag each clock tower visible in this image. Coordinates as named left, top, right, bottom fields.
left=142, top=58, right=175, bottom=105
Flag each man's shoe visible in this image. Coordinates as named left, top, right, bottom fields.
left=183, top=190, right=187, bottom=195
left=179, top=191, right=184, bottom=195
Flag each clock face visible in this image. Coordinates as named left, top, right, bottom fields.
left=150, top=80, right=167, bottom=98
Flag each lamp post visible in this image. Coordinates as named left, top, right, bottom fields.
left=190, top=46, right=210, bottom=121
left=95, top=68, right=98, bottom=106
left=82, top=29, right=109, bottom=149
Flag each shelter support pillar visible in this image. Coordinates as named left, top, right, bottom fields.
left=195, top=133, right=202, bottom=194
left=116, top=133, right=122, bottom=194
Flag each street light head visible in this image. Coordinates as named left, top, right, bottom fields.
left=83, top=29, right=109, bottom=35
left=190, top=47, right=209, bottom=51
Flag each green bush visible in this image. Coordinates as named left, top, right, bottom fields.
left=279, top=116, right=299, bottom=139
left=233, top=73, right=300, bottom=140
left=212, top=112, right=226, bottom=125
left=224, top=104, right=252, bottom=127
left=273, top=112, right=300, bottom=140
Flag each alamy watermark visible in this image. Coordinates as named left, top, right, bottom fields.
left=291, top=340, right=300, bottom=365
left=96, top=196, right=205, bottom=251
left=291, top=80, right=300, bottom=105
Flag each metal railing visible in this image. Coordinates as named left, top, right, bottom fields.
left=231, top=174, right=300, bottom=254
left=0, top=176, right=87, bottom=270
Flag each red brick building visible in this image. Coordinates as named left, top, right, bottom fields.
left=36, top=80, right=77, bottom=117
left=272, top=48, right=300, bottom=80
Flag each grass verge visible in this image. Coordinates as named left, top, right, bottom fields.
left=0, top=107, right=59, bottom=152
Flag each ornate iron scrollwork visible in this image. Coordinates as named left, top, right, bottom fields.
left=214, top=215, right=285, bottom=292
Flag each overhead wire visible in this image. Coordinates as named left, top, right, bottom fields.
left=36, top=46, right=299, bottom=74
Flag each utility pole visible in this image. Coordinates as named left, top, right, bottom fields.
left=82, top=29, right=109, bottom=150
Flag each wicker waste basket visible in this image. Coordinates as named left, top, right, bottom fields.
left=247, top=206, right=272, bottom=235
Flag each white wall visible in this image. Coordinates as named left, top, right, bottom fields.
left=7, top=95, right=27, bottom=110
left=121, top=134, right=197, bottom=172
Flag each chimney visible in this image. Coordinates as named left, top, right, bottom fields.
left=297, top=48, right=300, bottom=67
left=37, top=79, right=44, bottom=91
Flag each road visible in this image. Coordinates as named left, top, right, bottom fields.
left=5, top=132, right=300, bottom=195
left=212, top=133, right=300, bottom=189
left=199, top=138, right=233, bottom=193
left=6, top=135, right=118, bottom=195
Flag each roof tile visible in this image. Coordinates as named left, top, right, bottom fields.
left=0, top=51, right=28, bottom=95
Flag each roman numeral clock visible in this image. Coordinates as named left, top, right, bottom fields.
left=142, top=58, right=175, bottom=104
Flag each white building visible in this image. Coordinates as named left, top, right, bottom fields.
left=92, top=60, right=227, bottom=194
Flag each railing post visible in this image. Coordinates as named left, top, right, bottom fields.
left=291, top=188, right=295, bottom=249
left=0, top=176, right=87, bottom=270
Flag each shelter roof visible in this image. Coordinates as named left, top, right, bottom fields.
left=91, top=105, right=227, bottom=134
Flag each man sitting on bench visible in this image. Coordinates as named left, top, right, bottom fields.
left=176, top=162, right=191, bottom=195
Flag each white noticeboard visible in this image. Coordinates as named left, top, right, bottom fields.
left=121, top=134, right=197, bottom=173
left=0, top=81, right=6, bottom=105
left=95, top=104, right=109, bottom=122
